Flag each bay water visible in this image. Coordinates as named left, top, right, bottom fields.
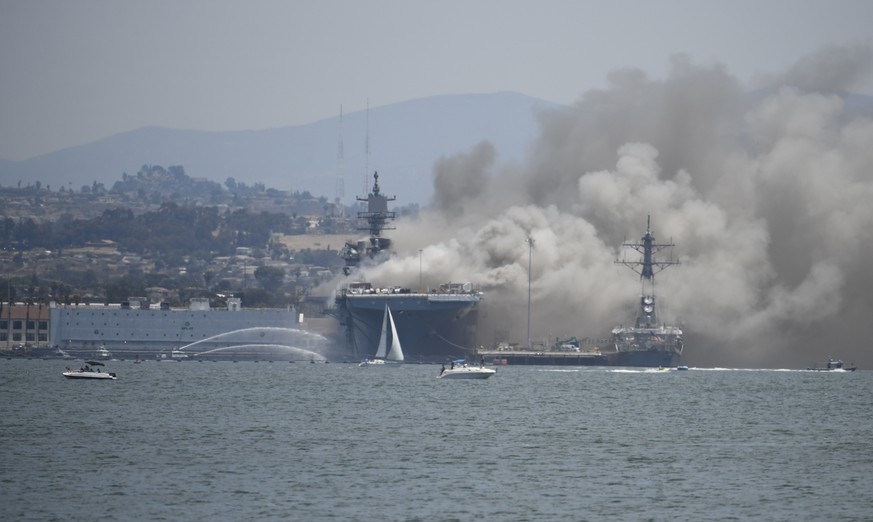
left=1, top=359, right=871, bottom=521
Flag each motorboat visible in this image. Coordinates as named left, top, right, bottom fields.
left=437, top=360, right=496, bottom=380
left=63, top=362, right=117, bottom=380
left=676, top=365, right=689, bottom=371
left=807, top=357, right=857, bottom=372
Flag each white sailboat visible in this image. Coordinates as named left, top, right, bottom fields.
left=360, top=305, right=404, bottom=366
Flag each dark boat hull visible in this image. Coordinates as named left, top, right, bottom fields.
left=608, top=349, right=681, bottom=368
left=481, top=349, right=678, bottom=367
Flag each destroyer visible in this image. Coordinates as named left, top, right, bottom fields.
left=610, top=216, right=684, bottom=367
left=334, top=173, right=481, bottom=363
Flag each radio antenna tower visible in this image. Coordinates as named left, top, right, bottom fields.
left=335, top=105, right=345, bottom=215
left=363, top=99, right=370, bottom=196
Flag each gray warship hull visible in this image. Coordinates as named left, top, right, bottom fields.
left=608, top=347, right=681, bottom=367
left=336, top=292, right=480, bottom=363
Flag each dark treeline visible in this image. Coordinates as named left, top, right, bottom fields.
left=1, top=202, right=305, bottom=260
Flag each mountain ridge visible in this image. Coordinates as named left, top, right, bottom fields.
left=0, top=92, right=562, bottom=205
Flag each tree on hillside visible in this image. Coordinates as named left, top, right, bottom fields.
left=240, top=288, right=283, bottom=308
left=254, top=265, right=285, bottom=291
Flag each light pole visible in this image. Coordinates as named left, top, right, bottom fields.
left=526, top=236, right=534, bottom=350
left=419, top=249, right=423, bottom=292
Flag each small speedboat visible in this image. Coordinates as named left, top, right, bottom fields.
left=63, top=364, right=117, bottom=380
left=807, top=357, right=857, bottom=372
left=437, top=362, right=496, bottom=380
left=676, top=365, right=689, bottom=371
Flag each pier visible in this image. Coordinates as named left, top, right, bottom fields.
left=479, top=350, right=609, bottom=366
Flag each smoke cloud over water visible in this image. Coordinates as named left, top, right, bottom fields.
left=354, top=45, right=873, bottom=369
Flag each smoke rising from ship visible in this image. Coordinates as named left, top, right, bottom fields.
left=357, top=44, right=873, bottom=368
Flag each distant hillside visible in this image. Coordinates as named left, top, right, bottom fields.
left=0, top=92, right=561, bottom=205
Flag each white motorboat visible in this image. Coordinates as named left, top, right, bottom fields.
left=94, top=345, right=112, bottom=360
left=437, top=361, right=496, bottom=380
left=359, top=305, right=405, bottom=366
left=63, top=363, right=117, bottom=380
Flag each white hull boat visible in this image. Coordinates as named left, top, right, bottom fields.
left=437, top=364, right=496, bottom=380
left=63, top=369, right=117, bottom=380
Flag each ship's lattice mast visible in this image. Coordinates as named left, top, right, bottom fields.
left=616, top=215, right=678, bottom=282
left=615, top=215, right=678, bottom=327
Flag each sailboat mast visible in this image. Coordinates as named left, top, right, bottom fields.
left=386, top=307, right=404, bottom=362
left=374, top=305, right=389, bottom=359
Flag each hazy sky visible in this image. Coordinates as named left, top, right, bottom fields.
left=1, top=0, right=871, bottom=161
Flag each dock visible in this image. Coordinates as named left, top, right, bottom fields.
left=479, top=350, right=609, bottom=366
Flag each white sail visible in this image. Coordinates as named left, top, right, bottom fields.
left=385, top=306, right=404, bottom=362
left=374, top=305, right=389, bottom=359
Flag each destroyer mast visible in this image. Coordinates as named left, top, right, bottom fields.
left=616, top=215, right=678, bottom=327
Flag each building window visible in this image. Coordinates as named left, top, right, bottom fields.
left=0, top=333, right=6, bottom=341
left=13, top=321, right=22, bottom=330
left=38, top=334, right=47, bottom=342
left=39, top=321, right=47, bottom=330
left=26, top=333, right=35, bottom=342
left=0, top=320, right=6, bottom=330
left=12, top=333, right=22, bottom=341
left=27, top=321, right=35, bottom=330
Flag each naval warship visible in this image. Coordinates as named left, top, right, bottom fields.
left=610, top=216, right=684, bottom=367
left=334, top=173, right=481, bottom=363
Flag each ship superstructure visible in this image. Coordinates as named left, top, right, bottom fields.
left=339, top=172, right=395, bottom=274
left=610, top=216, right=684, bottom=367
left=334, top=172, right=481, bottom=362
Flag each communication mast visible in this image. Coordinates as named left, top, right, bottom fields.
left=335, top=105, right=345, bottom=216
left=363, top=99, right=370, bottom=196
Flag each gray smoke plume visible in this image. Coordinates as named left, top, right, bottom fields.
left=354, top=44, right=873, bottom=369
